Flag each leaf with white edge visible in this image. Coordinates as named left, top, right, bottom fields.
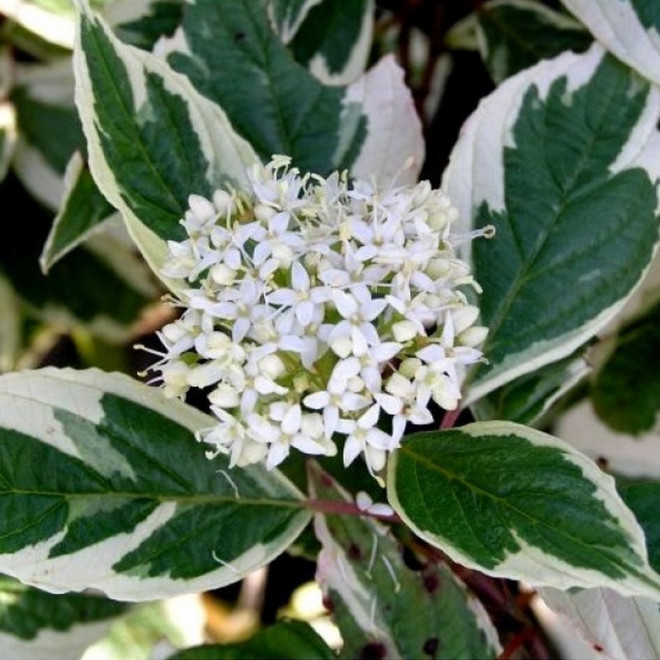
left=309, top=462, right=501, bottom=660
left=592, top=299, right=660, bottom=436
left=11, top=58, right=84, bottom=209
left=267, top=0, right=323, bottom=43
left=167, top=0, right=422, bottom=182
left=0, top=180, right=151, bottom=342
left=387, top=422, right=660, bottom=599
left=105, top=0, right=184, bottom=52
left=169, top=620, right=335, bottom=660
left=290, top=0, right=373, bottom=85
left=473, top=352, right=589, bottom=425
left=0, top=576, right=127, bottom=660
left=539, top=586, right=660, bottom=660
left=444, top=45, right=660, bottom=405
left=0, top=368, right=310, bottom=601
left=0, top=0, right=77, bottom=48
left=557, top=402, right=660, bottom=479
left=475, top=0, right=592, bottom=84
left=40, top=152, right=118, bottom=273
left=0, top=108, right=15, bottom=185
left=73, top=2, right=259, bottom=289
left=562, top=0, right=660, bottom=87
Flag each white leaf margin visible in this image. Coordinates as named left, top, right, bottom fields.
left=557, top=401, right=660, bottom=479
left=442, top=43, right=660, bottom=405
left=562, top=0, right=660, bottom=87
left=0, top=368, right=310, bottom=601
left=341, top=54, right=424, bottom=186
left=538, top=586, right=660, bottom=660
left=388, top=421, right=660, bottom=601
left=73, top=1, right=260, bottom=294
left=306, top=0, right=374, bottom=86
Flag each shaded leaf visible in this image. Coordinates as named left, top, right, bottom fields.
left=167, top=0, right=422, bottom=182
left=40, top=151, right=117, bottom=273
left=473, top=352, right=589, bottom=425
left=539, top=586, right=660, bottom=660
left=476, top=0, right=591, bottom=84
left=290, top=0, right=373, bottom=85
left=309, top=463, right=500, bottom=660
left=592, top=300, right=660, bottom=435
left=169, top=620, right=334, bottom=660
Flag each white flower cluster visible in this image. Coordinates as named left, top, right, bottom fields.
left=144, top=156, right=489, bottom=477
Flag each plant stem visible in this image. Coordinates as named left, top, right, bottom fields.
left=304, top=498, right=401, bottom=522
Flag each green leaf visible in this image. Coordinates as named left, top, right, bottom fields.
left=617, top=479, right=660, bottom=574
left=473, top=352, right=588, bottom=425
left=169, top=620, right=335, bottom=660
left=73, top=2, right=259, bottom=288
left=0, top=576, right=127, bottom=636
left=0, top=368, right=310, bottom=601
left=267, top=0, right=323, bottom=43
left=167, top=0, right=422, bottom=182
left=40, top=151, right=118, bottom=273
left=290, top=0, right=373, bottom=85
left=539, top=586, right=660, bottom=660
left=444, top=45, right=660, bottom=404
left=592, top=300, right=660, bottom=435
left=309, top=463, right=501, bottom=660
left=475, top=0, right=592, bottom=84
left=387, top=421, right=660, bottom=599
left=11, top=58, right=84, bottom=209
left=562, top=0, right=660, bottom=86
left=0, top=176, right=151, bottom=341
left=86, top=598, right=205, bottom=660
left=557, top=401, right=660, bottom=479
left=106, top=0, right=185, bottom=51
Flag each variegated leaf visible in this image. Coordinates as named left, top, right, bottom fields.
left=267, top=0, right=323, bottom=44
left=618, top=480, right=660, bottom=575
left=105, top=0, right=184, bottom=51
left=475, top=0, right=591, bottom=84
left=0, top=103, right=15, bottom=185
left=0, top=368, right=310, bottom=601
left=539, top=586, right=660, bottom=660
left=0, top=577, right=127, bottom=660
left=0, top=0, right=77, bottom=49
left=289, top=0, right=373, bottom=86
left=309, top=463, right=501, bottom=660
left=166, top=0, right=422, bottom=183
left=11, top=58, right=83, bottom=210
left=473, top=351, right=589, bottom=426
left=444, top=44, right=660, bottom=404
left=0, top=179, right=151, bottom=342
left=73, top=1, right=259, bottom=290
left=40, top=151, right=118, bottom=273
left=557, top=402, right=660, bottom=479
left=562, top=0, right=660, bottom=87
left=387, top=422, right=660, bottom=600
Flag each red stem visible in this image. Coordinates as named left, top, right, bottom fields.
left=440, top=407, right=461, bottom=429
left=304, top=498, right=401, bottom=523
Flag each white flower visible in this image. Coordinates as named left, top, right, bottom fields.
left=146, top=156, right=489, bottom=478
